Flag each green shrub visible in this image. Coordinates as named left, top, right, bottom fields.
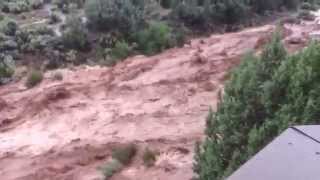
left=0, top=55, right=15, bottom=85
left=8, top=1, right=30, bottom=14
left=25, top=70, right=43, bottom=88
left=49, top=12, right=61, bottom=24
left=52, top=0, right=85, bottom=9
left=33, top=26, right=55, bottom=36
left=72, top=0, right=86, bottom=8
left=62, top=15, right=90, bottom=51
left=1, top=3, right=9, bottom=13
left=171, top=2, right=206, bottom=27
left=61, top=3, right=70, bottom=14
left=283, top=0, right=300, bottom=10
left=0, top=14, right=4, bottom=21
left=249, top=0, right=299, bottom=13
left=112, top=143, right=137, bottom=165
left=172, top=27, right=187, bottom=47
left=194, top=33, right=320, bottom=180
left=110, top=41, right=131, bottom=60
left=170, top=0, right=302, bottom=30
left=0, top=17, right=18, bottom=36
left=0, top=64, right=13, bottom=84
left=99, top=141, right=137, bottom=179
left=209, top=0, right=249, bottom=24
left=101, top=159, right=123, bottom=180
left=15, top=26, right=55, bottom=53
left=171, top=0, right=249, bottom=27
left=135, top=22, right=172, bottom=55
left=85, top=0, right=145, bottom=36
left=30, top=0, right=44, bottom=9
left=160, top=0, right=173, bottom=9
left=53, top=0, right=69, bottom=9
left=99, top=40, right=131, bottom=66
left=142, top=148, right=157, bottom=167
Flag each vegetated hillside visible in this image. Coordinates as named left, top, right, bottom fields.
left=0, top=0, right=318, bottom=86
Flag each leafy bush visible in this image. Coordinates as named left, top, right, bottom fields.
left=209, top=0, right=249, bottom=24
left=135, top=22, right=172, bottom=55
left=62, top=15, right=90, bottom=51
left=101, top=159, right=123, bottom=180
left=53, top=0, right=85, bottom=9
left=25, top=70, right=43, bottom=88
left=171, top=0, right=249, bottom=28
left=33, top=26, right=55, bottom=36
left=0, top=55, right=14, bottom=85
left=111, top=143, right=137, bottom=165
left=194, top=33, right=320, bottom=180
left=30, top=0, right=44, bottom=9
left=53, top=0, right=69, bottom=9
left=99, top=41, right=131, bottom=67
left=110, top=41, right=131, bottom=60
left=283, top=0, right=301, bottom=10
left=15, top=26, right=56, bottom=53
left=171, top=27, right=188, bottom=47
left=49, top=12, right=61, bottom=24
left=8, top=1, right=30, bottom=14
left=160, top=0, right=173, bottom=9
left=249, top=0, right=299, bottom=13
left=0, top=0, right=45, bottom=13
left=142, top=148, right=157, bottom=167
left=85, top=0, right=145, bottom=36
left=170, top=0, right=302, bottom=30
left=171, top=1, right=206, bottom=27
left=72, top=0, right=86, bottom=8
left=0, top=14, right=4, bottom=21
left=99, top=143, right=137, bottom=179
left=0, top=17, right=17, bottom=36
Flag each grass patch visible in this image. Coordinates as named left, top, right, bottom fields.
left=101, top=159, right=123, bottom=180
left=142, top=148, right=157, bottom=167
left=25, top=70, right=43, bottom=88
left=111, top=143, right=137, bottom=165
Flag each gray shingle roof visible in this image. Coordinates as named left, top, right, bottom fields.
left=228, top=126, right=320, bottom=180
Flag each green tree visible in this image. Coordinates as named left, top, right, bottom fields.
left=170, top=0, right=302, bottom=30
left=62, top=14, right=90, bottom=51
left=85, top=0, right=145, bottom=36
left=194, top=34, right=320, bottom=180
left=110, top=41, right=131, bottom=60
left=135, top=22, right=172, bottom=55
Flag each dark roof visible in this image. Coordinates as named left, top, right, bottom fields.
left=228, top=126, right=320, bottom=180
